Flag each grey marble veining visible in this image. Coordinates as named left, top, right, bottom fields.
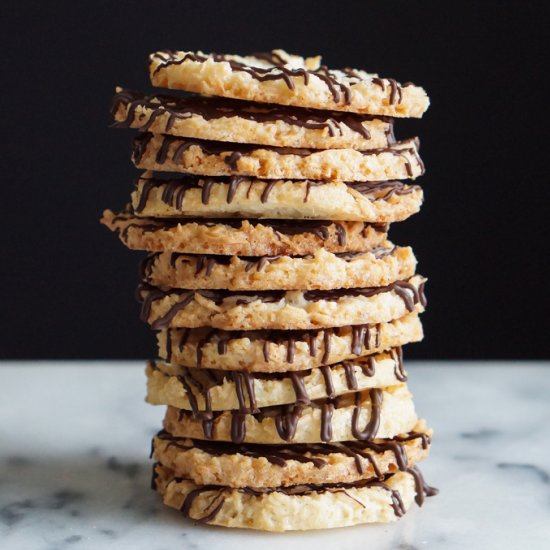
left=1, top=361, right=549, bottom=549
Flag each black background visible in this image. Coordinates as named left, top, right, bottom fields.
left=1, top=1, right=548, bottom=360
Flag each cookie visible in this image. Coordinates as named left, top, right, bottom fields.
left=158, top=312, right=423, bottom=372
left=137, top=275, right=427, bottom=331
left=132, top=133, right=424, bottom=182
left=162, top=385, right=416, bottom=444
left=151, top=419, right=432, bottom=487
left=146, top=347, right=407, bottom=411
left=141, top=245, right=416, bottom=291
left=132, top=173, right=423, bottom=223
left=148, top=49, right=429, bottom=118
left=112, top=88, right=394, bottom=150
left=153, top=465, right=437, bottom=531
left=101, top=209, right=388, bottom=256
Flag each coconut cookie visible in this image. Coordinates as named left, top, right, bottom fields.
left=163, top=385, right=416, bottom=444
left=132, top=173, right=423, bottom=223
left=138, top=275, right=426, bottom=331
left=151, top=420, right=432, bottom=487
left=148, top=49, right=430, bottom=118
left=112, top=88, right=394, bottom=150
left=101, top=209, right=388, bottom=256
left=141, top=245, right=416, bottom=291
left=132, top=133, right=424, bottom=182
left=146, top=348, right=407, bottom=411
left=158, top=312, right=423, bottom=372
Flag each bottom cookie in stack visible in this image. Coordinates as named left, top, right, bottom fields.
left=151, top=421, right=436, bottom=531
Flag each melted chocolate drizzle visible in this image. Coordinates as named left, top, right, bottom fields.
left=351, top=389, right=382, bottom=440
left=404, top=465, right=440, bottom=505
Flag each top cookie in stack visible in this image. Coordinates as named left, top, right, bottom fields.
left=102, top=49, right=436, bottom=532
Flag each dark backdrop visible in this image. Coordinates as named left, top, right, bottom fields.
left=1, top=1, right=548, bottom=359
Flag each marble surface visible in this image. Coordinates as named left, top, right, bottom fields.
left=1, top=362, right=549, bottom=549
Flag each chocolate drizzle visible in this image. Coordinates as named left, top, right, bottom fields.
left=351, top=389, right=382, bottom=440
left=251, top=51, right=288, bottom=66
left=392, top=347, right=407, bottom=382
left=139, top=286, right=196, bottom=330
left=320, top=366, right=336, bottom=398
left=342, top=362, right=359, bottom=390
left=274, top=404, right=303, bottom=441
left=244, top=255, right=281, bottom=272
left=112, top=88, right=389, bottom=140
left=371, top=480, right=407, bottom=517
left=320, top=403, right=334, bottom=442
left=289, top=372, right=309, bottom=404
left=226, top=176, right=245, bottom=203
left=313, top=65, right=351, bottom=104
left=149, top=50, right=409, bottom=107
left=352, top=324, right=378, bottom=355
left=179, top=483, right=226, bottom=522
left=138, top=278, right=424, bottom=329
left=404, top=466, right=440, bottom=506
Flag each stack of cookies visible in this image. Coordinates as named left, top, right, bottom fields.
left=102, top=49, right=437, bottom=531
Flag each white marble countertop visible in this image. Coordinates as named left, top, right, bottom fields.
left=1, top=362, right=549, bottom=549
